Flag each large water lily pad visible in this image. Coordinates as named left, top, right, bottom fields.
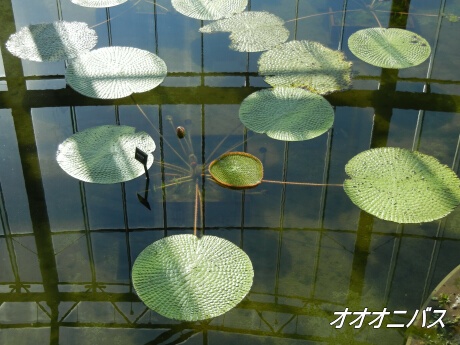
left=56, top=125, right=155, bottom=184
left=258, top=40, right=352, bottom=95
left=209, top=152, right=263, bottom=189
left=199, top=12, right=289, bottom=52
left=344, top=148, right=460, bottom=223
left=5, top=21, right=97, bottom=62
left=348, top=28, right=431, bottom=69
left=172, top=0, right=248, bottom=20
left=71, top=0, right=127, bottom=7
left=65, top=47, right=167, bottom=99
left=239, top=87, right=334, bottom=141
left=132, top=234, right=254, bottom=321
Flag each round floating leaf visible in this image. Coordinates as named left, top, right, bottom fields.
left=344, top=148, right=460, bottom=223
left=56, top=125, right=155, bottom=184
left=199, top=12, right=289, bottom=52
left=348, top=28, right=431, bottom=69
left=65, top=47, right=167, bottom=99
left=5, top=21, right=97, bottom=62
left=239, top=87, right=334, bottom=141
left=132, top=234, right=254, bottom=321
left=172, top=0, right=248, bottom=20
left=71, top=0, right=127, bottom=7
left=258, top=40, right=352, bottom=95
left=209, top=152, right=263, bottom=189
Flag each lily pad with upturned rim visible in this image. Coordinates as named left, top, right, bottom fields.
left=65, top=46, right=167, bottom=99
left=172, top=0, right=248, bottom=20
left=5, top=21, right=97, bottom=62
left=132, top=234, right=254, bottom=321
left=348, top=28, right=431, bottom=69
left=344, top=147, right=460, bottom=223
left=258, top=40, right=352, bottom=95
left=199, top=11, right=289, bottom=52
left=239, top=87, right=334, bottom=141
left=70, top=0, right=128, bottom=8
left=209, top=152, right=263, bottom=189
left=56, top=125, right=155, bottom=184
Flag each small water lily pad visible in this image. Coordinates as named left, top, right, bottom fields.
left=348, top=28, right=431, bottom=68
left=172, top=0, right=248, bottom=20
left=65, top=47, right=167, bottom=99
left=132, top=234, right=254, bottom=321
left=239, top=87, right=334, bottom=141
left=56, top=125, right=155, bottom=184
left=209, top=152, right=263, bottom=189
left=6, top=21, right=97, bottom=62
left=344, top=148, right=460, bottom=223
left=199, top=12, right=289, bottom=52
left=71, top=0, right=127, bottom=7
left=258, top=40, right=352, bottom=94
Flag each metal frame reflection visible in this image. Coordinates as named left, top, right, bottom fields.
left=1, top=0, right=460, bottom=344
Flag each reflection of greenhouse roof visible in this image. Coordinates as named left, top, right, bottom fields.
left=1, top=0, right=460, bottom=344
left=132, top=234, right=254, bottom=321
left=6, top=21, right=97, bottom=62
left=65, top=47, right=167, bottom=99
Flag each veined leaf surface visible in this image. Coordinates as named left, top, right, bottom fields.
left=344, top=148, right=460, bottom=223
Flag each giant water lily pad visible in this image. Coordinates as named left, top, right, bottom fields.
left=239, top=87, right=334, bottom=141
left=172, top=0, right=248, bottom=20
left=65, top=47, right=167, bottom=99
left=199, top=12, right=289, bottom=52
left=348, top=28, right=431, bottom=69
left=6, top=21, right=97, bottom=62
left=344, top=148, right=460, bottom=223
left=209, top=152, right=263, bottom=189
left=56, top=125, right=155, bottom=184
left=258, top=40, right=352, bottom=94
left=132, top=234, right=254, bottom=321
left=71, top=0, right=127, bottom=7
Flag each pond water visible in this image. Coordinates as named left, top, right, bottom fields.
left=1, top=0, right=460, bottom=344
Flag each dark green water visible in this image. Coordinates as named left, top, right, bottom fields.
left=1, top=0, right=460, bottom=344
